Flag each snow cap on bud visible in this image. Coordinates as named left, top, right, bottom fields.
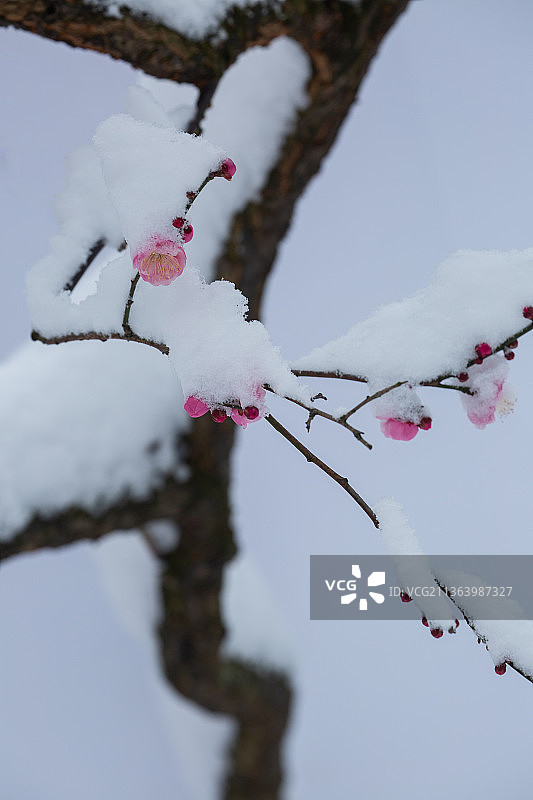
left=475, top=342, right=492, bottom=359
left=184, top=396, right=209, bottom=418
left=220, top=158, right=236, bottom=180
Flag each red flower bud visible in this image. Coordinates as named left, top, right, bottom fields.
left=430, top=627, right=443, bottom=639
left=523, top=306, right=533, bottom=320
left=495, top=662, right=507, bottom=675
left=220, top=158, right=237, bottom=181
left=418, top=417, right=432, bottom=431
left=244, top=405, right=259, bottom=420
left=475, top=342, right=492, bottom=359
left=400, top=592, right=411, bottom=603
left=421, top=617, right=429, bottom=627
left=458, top=372, right=469, bottom=383
left=211, top=408, right=227, bottom=423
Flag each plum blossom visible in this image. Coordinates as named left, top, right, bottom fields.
left=184, top=386, right=266, bottom=429
left=132, top=237, right=186, bottom=285
left=460, top=354, right=514, bottom=429
left=184, top=396, right=209, bottom=418
left=379, top=418, right=419, bottom=441
left=372, top=384, right=431, bottom=442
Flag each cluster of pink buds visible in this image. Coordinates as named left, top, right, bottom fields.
left=172, top=216, right=194, bottom=243
left=184, top=386, right=265, bottom=430
left=457, top=303, right=533, bottom=379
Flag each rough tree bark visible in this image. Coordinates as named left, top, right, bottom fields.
left=0, top=1, right=409, bottom=797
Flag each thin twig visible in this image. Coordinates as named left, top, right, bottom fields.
left=339, top=380, right=406, bottom=422
left=63, top=239, right=105, bottom=292
left=264, top=413, right=379, bottom=528
left=293, top=368, right=366, bottom=382
left=31, top=329, right=169, bottom=355
left=268, top=390, right=372, bottom=450
left=122, top=272, right=140, bottom=336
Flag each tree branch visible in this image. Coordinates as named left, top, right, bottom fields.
left=265, top=413, right=379, bottom=528
left=432, top=576, right=533, bottom=686
left=31, top=328, right=170, bottom=355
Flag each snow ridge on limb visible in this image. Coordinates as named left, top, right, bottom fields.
left=376, top=498, right=533, bottom=683
left=294, top=248, right=533, bottom=385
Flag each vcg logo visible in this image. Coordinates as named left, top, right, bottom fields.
left=325, top=564, right=386, bottom=611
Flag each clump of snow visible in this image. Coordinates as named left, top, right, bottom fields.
left=55, top=144, right=124, bottom=248
left=0, top=340, right=185, bottom=541
left=222, top=551, right=296, bottom=672
left=372, top=383, right=430, bottom=428
left=130, top=267, right=310, bottom=407
left=93, top=114, right=226, bottom=254
left=474, top=620, right=533, bottom=677
left=91, top=530, right=235, bottom=795
left=295, top=248, right=533, bottom=384
left=123, top=85, right=174, bottom=129
left=185, top=37, right=310, bottom=278
left=92, top=530, right=163, bottom=659
left=433, top=568, right=533, bottom=678
left=460, top=354, right=511, bottom=429
left=377, top=498, right=457, bottom=628
left=94, top=0, right=253, bottom=38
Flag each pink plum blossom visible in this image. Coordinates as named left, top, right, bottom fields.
left=379, top=418, right=419, bottom=441
left=184, top=396, right=209, bottom=418
left=460, top=355, right=514, bottom=429
left=230, top=408, right=249, bottom=428
left=185, top=385, right=266, bottom=429
left=133, top=238, right=186, bottom=286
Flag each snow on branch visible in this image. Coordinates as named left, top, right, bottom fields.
left=294, top=248, right=533, bottom=385
left=377, top=499, right=533, bottom=684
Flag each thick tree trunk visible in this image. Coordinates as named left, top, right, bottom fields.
left=0, top=2, right=409, bottom=796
